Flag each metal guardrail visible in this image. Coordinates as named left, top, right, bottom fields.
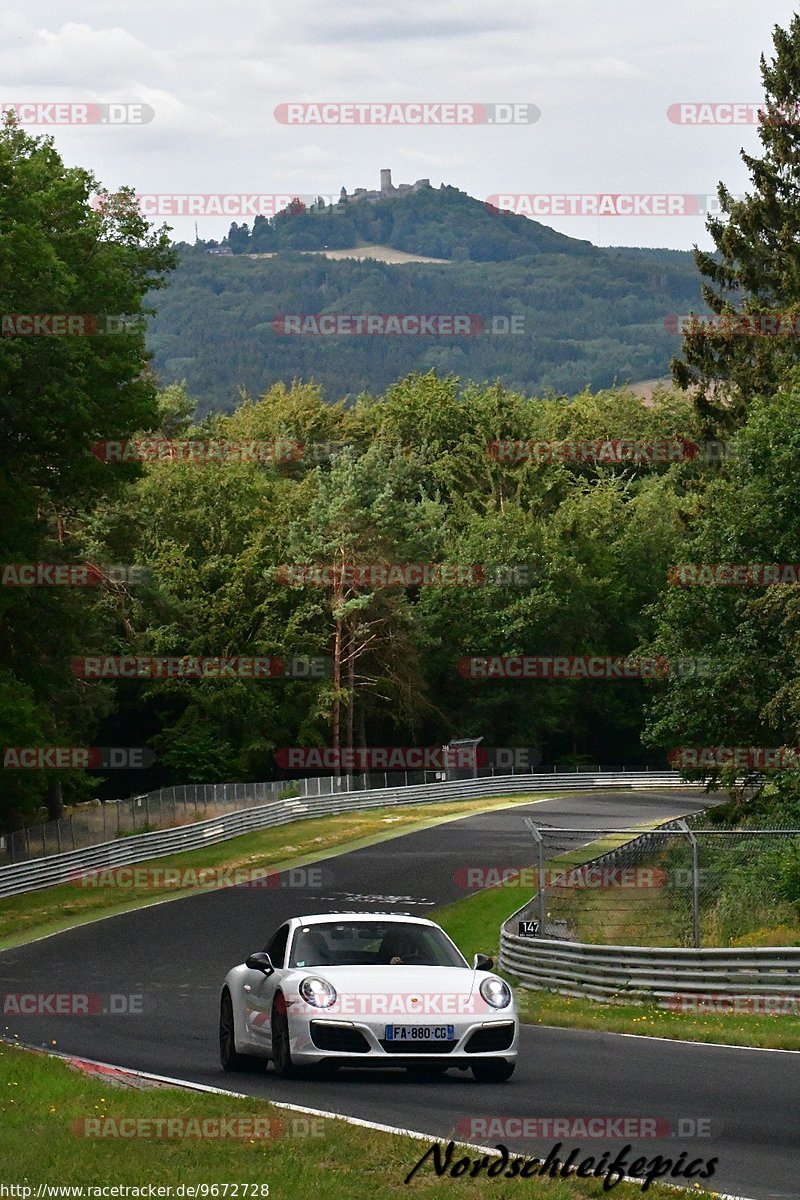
left=499, top=929, right=800, bottom=1005
left=0, top=770, right=695, bottom=899
left=499, top=816, right=800, bottom=1002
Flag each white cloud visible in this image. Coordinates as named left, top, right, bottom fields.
left=4, top=0, right=798, bottom=248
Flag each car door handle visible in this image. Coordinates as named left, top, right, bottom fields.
left=243, top=985, right=252, bottom=993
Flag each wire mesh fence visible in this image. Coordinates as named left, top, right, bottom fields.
left=514, top=817, right=800, bottom=949
left=0, top=761, right=640, bottom=864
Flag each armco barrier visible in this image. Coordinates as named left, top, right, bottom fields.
left=499, top=929, right=800, bottom=1006
left=0, top=770, right=697, bottom=899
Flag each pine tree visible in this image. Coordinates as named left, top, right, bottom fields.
left=673, top=16, right=800, bottom=435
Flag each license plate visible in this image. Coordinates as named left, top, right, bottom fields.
left=385, top=1024, right=454, bottom=1041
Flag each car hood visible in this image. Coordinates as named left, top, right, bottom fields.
left=282, top=965, right=509, bottom=1019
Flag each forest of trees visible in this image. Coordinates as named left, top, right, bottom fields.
left=150, top=237, right=703, bottom=412
left=6, top=13, right=800, bottom=834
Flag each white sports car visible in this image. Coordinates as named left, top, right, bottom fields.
left=219, top=912, right=518, bottom=1081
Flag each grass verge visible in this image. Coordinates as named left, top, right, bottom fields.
left=0, top=1044, right=720, bottom=1198
left=0, top=793, right=549, bottom=951
left=512, top=990, right=800, bottom=1050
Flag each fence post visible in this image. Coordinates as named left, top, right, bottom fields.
left=56, top=822, right=62, bottom=853
left=145, top=794, right=150, bottom=828
left=677, top=820, right=700, bottom=948
left=523, top=818, right=546, bottom=934
left=70, top=815, right=76, bottom=850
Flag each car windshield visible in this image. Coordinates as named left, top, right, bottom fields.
left=288, top=921, right=468, bottom=968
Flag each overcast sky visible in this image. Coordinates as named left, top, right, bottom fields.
left=3, top=1, right=799, bottom=250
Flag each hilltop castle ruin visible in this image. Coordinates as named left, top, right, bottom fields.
left=340, top=168, right=432, bottom=204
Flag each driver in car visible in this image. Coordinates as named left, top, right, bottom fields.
left=381, top=930, right=424, bottom=964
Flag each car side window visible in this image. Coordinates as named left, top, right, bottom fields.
left=265, top=923, right=290, bottom=968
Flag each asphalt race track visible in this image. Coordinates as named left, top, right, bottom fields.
left=1, top=791, right=798, bottom=1198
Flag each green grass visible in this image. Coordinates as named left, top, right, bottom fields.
left=0, top=793, right=554, bottom=951
left=433, top=830, right=800, bottom=1051
left=541, top=838, right=800, bottom=949
left=0, top=1044, right=720, bottom=1198
left=513, top=989, right=800, bottom=1050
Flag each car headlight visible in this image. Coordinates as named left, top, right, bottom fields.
left=299, top=976, right=337, bottom=1008
left=480, top=977, right=512, bottom=1009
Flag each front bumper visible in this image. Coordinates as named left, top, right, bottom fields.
left=288, top=1015, right=519, bottom=1065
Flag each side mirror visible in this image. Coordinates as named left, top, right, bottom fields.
left=245, top=951, right=275, bottom=976
left=473, top=953, right=494, bottom=972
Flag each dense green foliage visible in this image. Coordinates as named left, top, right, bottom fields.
left=8, top=12, right=800, bottom=869
left=0, top=114, right=175, bottom=822
left=149, top=187, right=703, bottom=413
left=673, top=15, right=800, bottom=434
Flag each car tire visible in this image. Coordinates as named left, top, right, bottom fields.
left=220, top=990, right=264, bottom=1072
left=471, top=1059, right=515, bottom=1083
left=271, top=994, right=296, bottom=1078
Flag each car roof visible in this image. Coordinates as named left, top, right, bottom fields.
left=289, top=913, right=437, bottom=928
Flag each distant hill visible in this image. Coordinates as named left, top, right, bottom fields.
left=148, top=183, right=706, bottom=413
left=208, top=182, right=601, bottom=261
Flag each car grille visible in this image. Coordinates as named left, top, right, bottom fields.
left=309, top=1022, right=371, bottom=1053
left=464, top=1023, right=516, bottom=1053
left=378, top=1039, right=458, bottom=1054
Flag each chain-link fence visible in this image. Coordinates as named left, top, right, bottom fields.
left=1, top=761, right=646, bottom=864
left=515, top=817, right=800, bottom=949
